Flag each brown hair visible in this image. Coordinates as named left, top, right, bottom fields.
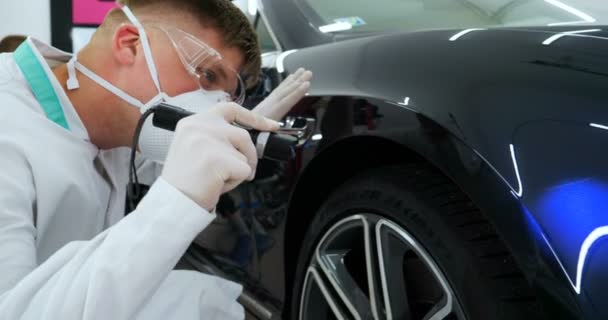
left=113, top=0, right=260, bottom=88
left=0, top=35, right=27, bottom=53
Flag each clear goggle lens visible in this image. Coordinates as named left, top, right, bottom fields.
left=157, top=26, right=246, bottom=104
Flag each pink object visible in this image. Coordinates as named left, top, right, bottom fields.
left=72, top=0, right=118, bottom=25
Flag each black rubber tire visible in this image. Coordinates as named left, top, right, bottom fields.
left=289, top=164, right=546, bottom=320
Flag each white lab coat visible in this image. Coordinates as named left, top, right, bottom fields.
left=0, top=38, right=244, bottom=319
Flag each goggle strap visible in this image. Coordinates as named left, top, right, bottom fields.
left=122, top=6, right=162, bottom=93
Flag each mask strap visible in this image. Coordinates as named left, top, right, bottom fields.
left=122, top=6, right=162, bottom=93
left=66, top=56, right=80, bottom=90
left=74, top=61, right=146, bottom=109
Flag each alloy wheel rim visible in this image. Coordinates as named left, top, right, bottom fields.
left=298, top=214, right=466, bottom=320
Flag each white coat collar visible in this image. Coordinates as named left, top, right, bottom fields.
left=17, top=37, right=91, bottom=143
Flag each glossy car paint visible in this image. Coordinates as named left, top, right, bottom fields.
left=281, top=27, right=608, bottom=318
left=191, top=1, right=608, bottom=319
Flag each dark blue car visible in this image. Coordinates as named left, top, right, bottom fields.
left=185, top=1, right=608, bottom=319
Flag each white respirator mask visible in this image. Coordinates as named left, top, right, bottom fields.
left=138, top=90, right=229, bottom=162
left=66, top=6, right=245, bottom=163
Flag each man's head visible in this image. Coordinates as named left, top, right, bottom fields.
left=65, top=0, right=261, bottom=149
left=0, top=35, right=27, bottom=53
left=91, top=0, right=259, bottom=101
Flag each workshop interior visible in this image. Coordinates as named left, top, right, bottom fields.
left=1, top=0, right=607, bottom=319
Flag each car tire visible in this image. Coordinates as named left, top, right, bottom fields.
left=289, top=164, right=546, bottom=320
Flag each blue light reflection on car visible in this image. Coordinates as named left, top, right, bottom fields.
left=523, top=179, right=608, bottom=294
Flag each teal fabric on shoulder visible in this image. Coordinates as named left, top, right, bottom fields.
left=13, top=41, right=70, bottom=130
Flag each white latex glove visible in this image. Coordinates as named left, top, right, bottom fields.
left=253, top=68, right=313, bottom=121
left=161, top=102, right=279, bottom=210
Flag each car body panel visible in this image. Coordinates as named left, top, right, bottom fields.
left=275, top=26, right=608, bottom=318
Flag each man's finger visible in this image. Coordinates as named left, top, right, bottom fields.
left=221, top=156, right=252, bottom=193
left=273, top=78, right=305, bottom=100
left=226, top=125, right=258, bottom=174
left=270, top=74, right=295, bottom=97
left=216, top=103, right=280, bottom=131
left=271, top=70, right=312, bottom=102
left=299, top=70, right=313, bottom=82
left=272, top=68, right=307, bottom=96
left=283, top=68, right=305, bottom=85
left=283, top=70, right=313, bottom=96
left=265, top=82, right=311, bottom=120
left=283, top=81, right=311, bottom=106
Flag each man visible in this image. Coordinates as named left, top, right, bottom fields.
left=0, top=0, right=311, bottom=319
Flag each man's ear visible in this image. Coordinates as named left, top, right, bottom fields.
left=111, top=23, right=140, bottom=65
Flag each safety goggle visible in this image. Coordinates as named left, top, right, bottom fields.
left=154, top=25, right=246, bottom=104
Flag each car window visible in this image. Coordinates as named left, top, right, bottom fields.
left=256, top=15, right=278, bottom=53
left=299, top=0, right=608, bottom=34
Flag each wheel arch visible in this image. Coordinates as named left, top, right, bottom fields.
left=283, top=124, right=580, bottom=317
left=284, top=135, right=420, bottom=293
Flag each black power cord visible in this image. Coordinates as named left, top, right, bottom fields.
left=126, top=106, right=157, bottom=212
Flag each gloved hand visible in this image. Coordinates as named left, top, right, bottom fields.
left=253, top=68, right=313, bottom=121
left=161, top=102, right=280, bottom=210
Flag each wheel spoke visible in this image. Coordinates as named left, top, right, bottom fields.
left=317, top=250, right=373, bottom=319
left=357, top=217, right=389, bottom=320
left=422, top=295, right=452, bottom=320
left=375, top=221, right=413, bottom=320
left=377, top=220, right=456, bottom=320
left=299, top=267, right=348, bottom=320
left=315, top=216, right=376, bottom=319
